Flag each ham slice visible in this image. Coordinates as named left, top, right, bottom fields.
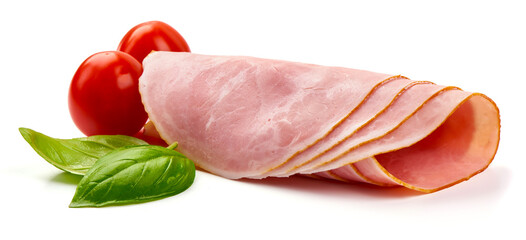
left=139, top=52, right=500, bottom=193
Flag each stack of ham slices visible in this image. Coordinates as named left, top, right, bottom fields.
left=139, top=52, right=500, bottom=193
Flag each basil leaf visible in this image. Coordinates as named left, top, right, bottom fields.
left=69, top=145, right=195, bottom=208
left=19, top=127, right=148, bottom=175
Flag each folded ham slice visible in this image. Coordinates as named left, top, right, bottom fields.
left=139, top=52, right=500, bottom=193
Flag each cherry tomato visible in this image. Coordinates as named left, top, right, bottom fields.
left=118, top=21, right=190, bottom=63
left=68, top=51, right=148, bottom=136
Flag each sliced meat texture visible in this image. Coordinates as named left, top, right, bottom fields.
left=139, top=52, right=500, bottom=193
left=264, top=81, right=449, bottom=177
left=258, top=77, right=417, bottom=178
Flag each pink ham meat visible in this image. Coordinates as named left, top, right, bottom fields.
left=139, top=52, right=500, bottom=193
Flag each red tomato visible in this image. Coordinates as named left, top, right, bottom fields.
left=118, top=21, right=190, bottom=63
left=68, top=51, right=148, bottom=136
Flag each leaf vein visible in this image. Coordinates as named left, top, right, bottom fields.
left=78, top=159, right=138, bottom=199
left=153, top=157, right=173, bottom=186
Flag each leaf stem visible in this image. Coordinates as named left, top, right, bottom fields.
left=167, top=142, right=179, bottom=150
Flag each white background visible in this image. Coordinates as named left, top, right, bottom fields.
left=1, top=0, right=524, bottom=239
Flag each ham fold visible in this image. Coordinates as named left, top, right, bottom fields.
left=139, top=52, right=500, bottom=193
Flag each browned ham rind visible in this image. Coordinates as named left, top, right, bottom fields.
left=139, top=52, right=500, bottom=193
left=373, top=93, right=500, bottom=192
left=266, top=82, right=449, bottom=177
left=300, top=93, right=500, bottom=192
left=258, top=77, right=417, bottom=178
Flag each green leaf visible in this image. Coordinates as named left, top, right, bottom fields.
left=19, top=127, right=148, bottom=175
left=69, top=145, right=195, bottom=208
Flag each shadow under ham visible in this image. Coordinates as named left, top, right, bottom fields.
left=233, top=164, right=509, bottom=201
left=236, top=174, right=424, bottom=198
